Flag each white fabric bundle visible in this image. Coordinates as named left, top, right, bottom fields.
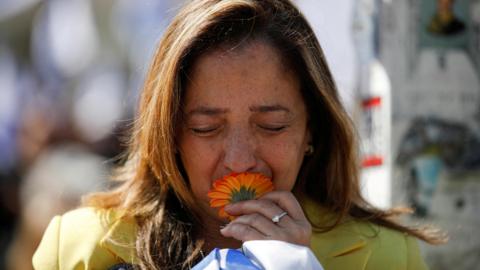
left=192, top=240, right=324, bottom=270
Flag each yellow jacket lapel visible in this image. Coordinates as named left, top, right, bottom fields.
left=99, top=211, right=140, bottom=265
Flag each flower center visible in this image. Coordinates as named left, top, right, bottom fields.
left=230, top=186, right=257, bottom=203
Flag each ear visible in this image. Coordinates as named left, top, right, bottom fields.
left=304, top=128, right=313, bottom=154
left=305, top=127, right=312, bottom=146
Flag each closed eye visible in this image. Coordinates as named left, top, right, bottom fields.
left=190, top=126, right=220, bottom=135
left=259, top=125, right=288, bottom=133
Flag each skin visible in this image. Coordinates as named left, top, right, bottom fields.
left=177, top=40, right=312, bottom=250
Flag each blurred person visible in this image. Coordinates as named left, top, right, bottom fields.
left=427, top=0, right=466, bottom=36
left=34, top=1, right=445, bottom=269
left=6, top=144, right=108, bottom=270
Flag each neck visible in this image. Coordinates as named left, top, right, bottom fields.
left=197, top=214, right=241, bottom=253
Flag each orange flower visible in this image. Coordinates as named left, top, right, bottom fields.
left=207, top=172, right=274, bottom=220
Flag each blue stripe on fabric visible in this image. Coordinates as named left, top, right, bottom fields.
left=223, top=249, right=262, bottom=270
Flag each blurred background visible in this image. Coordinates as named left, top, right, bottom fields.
left=0, top=0, right=479, bottom=269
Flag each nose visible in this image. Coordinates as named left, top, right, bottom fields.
left=223, top=128, right=257, bottom=173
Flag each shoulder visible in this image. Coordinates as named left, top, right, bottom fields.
left=300, top=197, right=428, bottom=269
left=33, top=207, right=138, bottom=270
left=310, top=219, right=429, bottom=270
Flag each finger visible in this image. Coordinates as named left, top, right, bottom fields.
left=229, top=213, right=281, bottom=237
left=225, top=199, right=293, bottom=226
left=220, top=222, right=267, bottom=242
left=260, top=191, right=307, bottom=220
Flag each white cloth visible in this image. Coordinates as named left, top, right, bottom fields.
left=192, top=240, right=324, bottom=270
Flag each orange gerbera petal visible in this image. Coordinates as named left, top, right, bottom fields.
left=225, top=175, right=241, bottom=190
left=207, top=190, right=230, bottom=200
left=218, top=208, right=231, bottom=219
left=207, top=172, right=274, bottom=220
left=212, top=182, right=232, bottom=194
left=242, top=174, right=255, bottom=187
left=217, top=176, right=237, bottom=191
left=210, top=199, right=231, bottom=207
left=254, top=181, right=275, bottom=195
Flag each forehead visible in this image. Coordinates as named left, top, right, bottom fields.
left=209, top=40, right=289, bottom=69
left=183, top=40, right=302, bottom=108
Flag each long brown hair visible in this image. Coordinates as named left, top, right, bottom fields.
left=86, top=0, right=445, bottom=269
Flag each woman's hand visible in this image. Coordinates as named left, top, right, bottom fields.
left=219, top=191, right=312, bottom=247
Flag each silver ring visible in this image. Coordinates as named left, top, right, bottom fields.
left=271, top=211, right=288, bottom=223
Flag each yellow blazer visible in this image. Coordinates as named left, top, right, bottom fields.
left=33, top=200, right=429, bottom=270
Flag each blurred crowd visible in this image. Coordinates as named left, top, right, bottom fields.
left=0, top=0, right=184, bottom=269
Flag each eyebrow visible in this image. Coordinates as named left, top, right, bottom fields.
left=186, top=104, right=291, bottom=116
left=249, top=104, right=291, bottom=114
left=187, top=106, right=229, bottom=116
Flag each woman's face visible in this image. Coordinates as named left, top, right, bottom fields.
left=178, top=41, right=310, bottom=220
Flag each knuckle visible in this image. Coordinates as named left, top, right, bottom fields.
left=230, top=223, right=249, bottom=235
left=233, top=200, right=247, bottom=209
left=257, top=199, right=274, bottom=209
left=233, top=213, right=263, bottom=228
left=249, top=213, right=262, bottom=223
left=286, top=192, right=296, bottom=201
left=276, top=190, right=292, bottom=198
left=240, top=224, right=255, bottom=236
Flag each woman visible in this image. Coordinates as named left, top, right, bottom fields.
left=33, top=0, right=445, bottom=269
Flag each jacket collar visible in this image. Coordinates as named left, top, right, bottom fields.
left=299, top=195, right=371, bottom=269
left=99, top=210, right=140, bottom=264
left=324, top=241, right=372, bottom=269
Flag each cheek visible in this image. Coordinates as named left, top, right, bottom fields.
left=260, top=135, right=306, bottom=191
left=179, top=135, right=220, bottom=199
left=189, top=178, right=211, bottom=203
